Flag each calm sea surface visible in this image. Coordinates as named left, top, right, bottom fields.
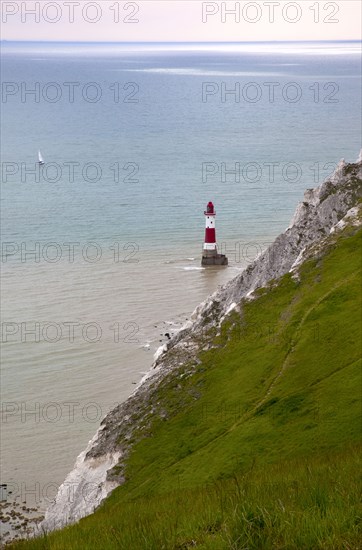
left=1, top=41, right=361, bottom=510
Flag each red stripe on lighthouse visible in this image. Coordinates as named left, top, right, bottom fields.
left=205, top=228, right=216, bottom=243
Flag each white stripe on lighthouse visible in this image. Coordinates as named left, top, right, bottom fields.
left=205, top=216, right=215, bottom=228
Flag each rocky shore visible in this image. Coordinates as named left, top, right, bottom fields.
left=0, top=500, right=43, bottom=546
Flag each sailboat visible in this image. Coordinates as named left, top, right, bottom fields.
left=38, top=150, right=45, bottom=166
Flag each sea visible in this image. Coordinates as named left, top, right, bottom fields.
left=0, top=41, right=361, bottom=516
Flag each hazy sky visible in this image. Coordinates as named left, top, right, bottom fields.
left=1, top=1, right=361, bottom=42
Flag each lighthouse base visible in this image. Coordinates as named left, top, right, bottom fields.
left=201, top=252, right=228, bottom=266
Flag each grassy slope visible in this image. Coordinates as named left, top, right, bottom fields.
left=13, top=226, right=362, bottom=549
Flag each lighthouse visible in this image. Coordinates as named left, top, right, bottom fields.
left=201, top=201, right=228, bottom=266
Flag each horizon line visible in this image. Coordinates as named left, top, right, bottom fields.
left=1, top=39, right=361, bottom=44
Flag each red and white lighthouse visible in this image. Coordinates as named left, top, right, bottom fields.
left=201, top=201, right=228, bottom=266
left=204, top=201, right=217, bottom=254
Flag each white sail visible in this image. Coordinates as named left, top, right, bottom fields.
left=38, top=150, right=44, bottom=163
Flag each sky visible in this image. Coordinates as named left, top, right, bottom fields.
left=1, top=1, right=361, bottom=42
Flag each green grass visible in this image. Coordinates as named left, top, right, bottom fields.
left=12, top=226, right=362, bottom=549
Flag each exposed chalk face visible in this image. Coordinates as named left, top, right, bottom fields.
left=41, top=426, right=121, bottom=532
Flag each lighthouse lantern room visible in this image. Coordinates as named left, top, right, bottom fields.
left=201, top=201, right=228, bottom=266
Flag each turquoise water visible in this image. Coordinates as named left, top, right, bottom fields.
left=0, top=41, right=361, bottom=510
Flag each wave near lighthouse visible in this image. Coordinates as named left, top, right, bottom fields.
left=201, top=201, right=228, bottom=266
